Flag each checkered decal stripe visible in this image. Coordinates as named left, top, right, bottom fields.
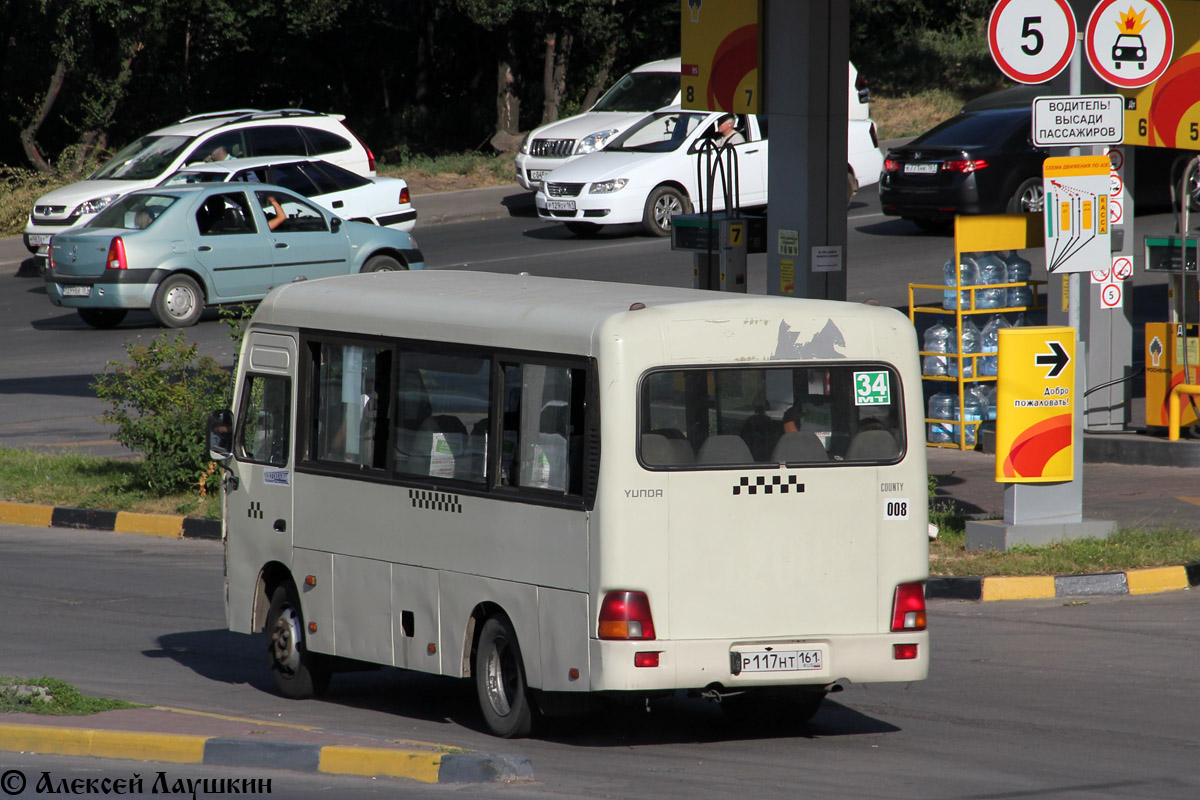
left=409, top=489, right=463, bottom=514
left=732, top=475, right=804, bottom=495
left=247, top=501, right=264, bottom=519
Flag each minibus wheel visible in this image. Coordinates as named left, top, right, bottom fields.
left=266, top=584, right=331, bottom=699
left=474, top=612, right=534, bottom=738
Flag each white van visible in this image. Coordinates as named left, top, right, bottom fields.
left=208, top=270, right=930, bottom=738
left=516, top=58, right=872, bottom=191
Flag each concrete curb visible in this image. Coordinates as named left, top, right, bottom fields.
left=0, top=723, right=532, bottom=784
left=0, top=501, right=219, bottom=540
left=928, top=562, right=1200, bottom=602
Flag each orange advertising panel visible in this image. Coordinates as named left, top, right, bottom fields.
left=680, top=0, right=761, bottom=113
left=1117, top=0, right=1200, bottom=149
left=995, top=326, right=1076, bottom=483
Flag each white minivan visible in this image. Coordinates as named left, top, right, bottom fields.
left=516, top=57, right=872, bottom=191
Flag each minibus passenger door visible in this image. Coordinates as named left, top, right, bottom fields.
left=230, top=333, right=297, bottom=552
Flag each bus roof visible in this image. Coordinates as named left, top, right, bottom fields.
left=253, top=271, right=909, bottom=358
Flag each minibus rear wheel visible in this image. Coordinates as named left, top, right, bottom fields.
left=266, top=584, right=331, bottom=699
left=474, top=612, right=535, bottom=738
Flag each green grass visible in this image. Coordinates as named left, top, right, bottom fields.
left=0, top=447, right=219, bottom=519
left=871, top=89, right=966, bottom=141
left=930, top=515, right=1200, bottom=577
left=0, top=675, right=141, bottom=716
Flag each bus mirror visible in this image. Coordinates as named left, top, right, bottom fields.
left=207, top=409, right=234, bottom=460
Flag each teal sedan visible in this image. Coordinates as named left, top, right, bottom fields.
left=45, top=183, right=425, bottom=328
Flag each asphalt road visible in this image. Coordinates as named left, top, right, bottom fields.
left=0, top=189, right=1178, bottom=458
left=0, top=523, right=1196, bottom=798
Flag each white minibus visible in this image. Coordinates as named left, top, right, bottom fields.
left=208, top=271, right=930, bottom=738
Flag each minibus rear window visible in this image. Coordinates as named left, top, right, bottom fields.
left=638, top=364, right=904, bottom=468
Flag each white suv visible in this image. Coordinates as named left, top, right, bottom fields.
left=516, top=58, right=873, bottom=192
left=516, top=58, right=683, bottom=191
left=24, top=109, right=375, bottom=252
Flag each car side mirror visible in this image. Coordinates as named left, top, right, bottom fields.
left=330, top=217, right=342, bottom=233
left=207, top=409, right=234, bottom=461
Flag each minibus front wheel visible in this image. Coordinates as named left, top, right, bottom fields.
left=266, top=584, right=331, bottom=699
left=474, top=612, right=535, bottom=738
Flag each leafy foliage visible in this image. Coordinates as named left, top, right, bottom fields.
left=92, top=333, right=230, bottom=494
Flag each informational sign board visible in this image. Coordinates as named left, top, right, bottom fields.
left=1112, top=0, right=1200, bottom=149
left=1085, top=0, right=1174, bottom=90
left=1032, top=95, right=1125, bottom=146
left=1042, top=156, right=1112, bottom=274
left=680, top=0, right=761, bottom=113
left=995, top=326, right=1076, bottom=483
left=988, top=0, right=1077, bottom=84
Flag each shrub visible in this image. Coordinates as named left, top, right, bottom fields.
left=92, top=333, right=230, bottom=494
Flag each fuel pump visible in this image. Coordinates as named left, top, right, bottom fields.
left=669, top=133, right=749, bottom=292
left=1143, top=154, right=1200, bottom=433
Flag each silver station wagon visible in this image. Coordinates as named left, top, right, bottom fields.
left=45, top=183, right=424, bottom=328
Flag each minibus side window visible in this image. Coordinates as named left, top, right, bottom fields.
left=393, top=350, right=490, bottom=484
left=311, top=343, right=391, bottom=469
left=237, top=374, right=291, bottom=466
left=501, top=362, right=586, bottom=495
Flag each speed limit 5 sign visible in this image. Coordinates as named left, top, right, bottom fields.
left=989, top=0, right=1078, bottom=84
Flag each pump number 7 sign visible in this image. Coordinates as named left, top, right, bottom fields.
left=988, top=0, right=1077, bottom=84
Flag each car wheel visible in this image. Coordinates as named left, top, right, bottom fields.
left=1007, top=178, right=1044, bottom=214
left=642, top=186, right=690, bottom=237
left=363, top=254, right=406, bottom=273
left=474, top=612, right=535, bottom=738
left=564, top=222, right=602, bottom=236
left=846, top=170, right=859, bottom=209
left=77, top=308, right=128, bottom=329
left=151, top=274, right=204, bottom=328
left=266, top=584, right=331, bottom=699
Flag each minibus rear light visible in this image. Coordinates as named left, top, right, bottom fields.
left=598, top=590, right=656, bottom=640
left=894, top=643, right=919, bottom=660
left=634, top=652, right=660, bottom=668
left=891, top=583, right=927, bottom=632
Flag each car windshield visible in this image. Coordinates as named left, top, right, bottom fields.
left=591, top=71, right=680, bottom=112
left=88, top=193, right=178, bottom=230
left=160, top=170, right=227, bottom=186
left=91, top=135, right=193, bottom=181
left=607, top=112, right=707, bottom=153
left=909, top=112, right=1026, bottom=148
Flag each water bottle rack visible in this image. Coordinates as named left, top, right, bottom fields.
left=908, top=278, right=1047, bottom=450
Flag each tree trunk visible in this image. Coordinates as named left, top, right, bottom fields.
left=20, top=57, right=67, bottom=174
left=541, top=31, right=571, bottom=126
left=494, top=28, right=520, bottom=136
left=581, top=40, right=618, bottom=110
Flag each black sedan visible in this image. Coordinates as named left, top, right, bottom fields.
left=878, top=107, right=1048, bottom=231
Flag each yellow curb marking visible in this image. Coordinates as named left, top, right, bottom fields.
left=982, top=575, right=1056, bottom=602
left=114, top=511, right=184, bottom=538
left=1180, top=497, right=1200, bottom=507
left=152, top=706, right=318, bottom=731
left=0, top=502, right=53, bottom=528
left=319, top=746, right=443, bottom=783
left=0, top=725, right=206, bottom=763
left=1125, top=566, right=1189, bottom=595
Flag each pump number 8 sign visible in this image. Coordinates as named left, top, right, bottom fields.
left=988, top=0, right=1077, bottom=84
left=854, top=371, right=891, bottom=406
